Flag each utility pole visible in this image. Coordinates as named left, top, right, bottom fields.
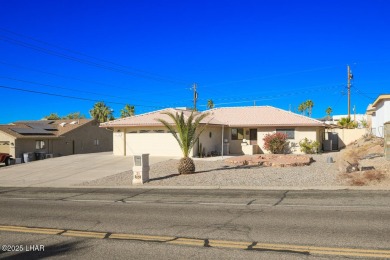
left=347, top=65, right=353, bottom=119
left=192, top=83, right=198, bottom=111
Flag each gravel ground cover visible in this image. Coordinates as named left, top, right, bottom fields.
left=79, top=153, right=347, bottom=187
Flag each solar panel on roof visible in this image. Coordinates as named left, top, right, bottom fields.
left=25, top=123, right=57, bottom=130
left=10, top=128, right=55, bottom=135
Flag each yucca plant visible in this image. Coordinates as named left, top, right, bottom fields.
left=156, top=111, right=208, bottom=174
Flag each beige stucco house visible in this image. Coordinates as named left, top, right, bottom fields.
left=0, top=119, right=113, bottom=161
left=101, top=106, right=325, bottom=157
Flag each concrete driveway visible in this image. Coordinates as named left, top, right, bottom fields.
left=0, top=152, right=173, bottom=188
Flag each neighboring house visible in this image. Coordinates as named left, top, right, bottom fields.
left=100, top=106, right=325, bottom=157
left=0, top=119, right=113, bottom=161
left=317, top=114, right=368, bottom=151
left=366, top=94, right=390, bottom=137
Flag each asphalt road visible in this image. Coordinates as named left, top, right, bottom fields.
left=0, top=188, right=389, bottom=259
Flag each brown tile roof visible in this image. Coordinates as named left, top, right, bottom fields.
left=0, top=119, right=94, bottom=139
left=100, top=106, right=324, bottom=128
left=205, top=106, right=324, bottom=127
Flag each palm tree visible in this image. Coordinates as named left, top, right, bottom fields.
left=298, top=103, right=307, bottom=115
left=207, top=99, right=214, bottom=109
left=156, top=111, right=208, bottom=174
left=305, top=100, right=314, bottom=117
left=325, top=107, right=333, bottom=120
left=89, top=102, right=114, bottom=123
left=338, top=117, right=358, bottom=129
left=120, top=104, right=135, bottom=118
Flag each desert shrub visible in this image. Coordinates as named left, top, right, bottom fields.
left=337, top=117, right=358, bottom=129
left=299, top=138, right=320, bottom=154
left=263, top=132, right=288, bottom=154
left=363, top=170, right=385, bottom=181
left=339, top=170, right=385, bottom=186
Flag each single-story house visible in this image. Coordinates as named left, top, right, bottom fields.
left=100, top=106, right=325, bottom=157
left=366, top=94, right=390, bottom=137
left=0, top=119, right=113, bottom=161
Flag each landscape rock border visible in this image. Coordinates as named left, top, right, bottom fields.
left=224, top=154, right=313, bottom=167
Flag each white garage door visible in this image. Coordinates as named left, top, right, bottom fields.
left=125, top=133, right=183, bottom=157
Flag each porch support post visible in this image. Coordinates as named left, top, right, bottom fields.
left=221, top=125, right=224, bottom=159
left=123, top=128, right=126, bottom=156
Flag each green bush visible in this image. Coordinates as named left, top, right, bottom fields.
left=299, top=138, right=320, bottom=154
left=263, top=132, right=288, bottom=154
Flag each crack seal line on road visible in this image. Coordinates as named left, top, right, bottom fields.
left=1, top=197, right=390, bottom=210
left=0, top=224, right=389, bottom=258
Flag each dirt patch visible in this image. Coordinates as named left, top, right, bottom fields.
left=339, top=170, right=386, bottom=186
left=224, top=154, right=312, bottom=167
left=337, top=135, right=390, bottom=186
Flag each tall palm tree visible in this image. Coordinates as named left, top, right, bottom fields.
left=156, top=111, right=208, bottom=174
left=207, top=99, right=214, bottom=109
left=89, top=102, right=114, bottom=123
left=120, top=104, right=135, bottom=118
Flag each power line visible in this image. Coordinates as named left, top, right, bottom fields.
left=353, top=86, right=375, bottom=100
left=199, top=85, right=345, bottom=107
left=0, top=27, right=188, bottom=84
left=0, top=60, right=192, bottom=96
left=0, top=60, right=122, bottom=89
left=200, top=64, right=344, bottom=89
left=0, top=85, right=167, bottom=109
left=0, top=76, right=131, bottom=100
left=0, top=33, right=189, bottom=85
left=198, top=84, right=344, bottom=103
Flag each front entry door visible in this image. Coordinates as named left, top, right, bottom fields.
left=249, top=129, right=257, bottom=145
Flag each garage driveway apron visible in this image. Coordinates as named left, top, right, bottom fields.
left=0, top=152, right=173, bottom=187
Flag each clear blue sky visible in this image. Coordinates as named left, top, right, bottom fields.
left=1, top=0, right=389, bottom=123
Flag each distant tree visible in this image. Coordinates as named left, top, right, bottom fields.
left=89, top=102, right=114, bottom=123
left=62, top=112, right=86, bottom=119
left=207, top=99, right=215, bottom=109
left=298, top=100, right=314, bottom=117
left=120, top=104, right=135, bottom=118
left=325, top=107, right=333, bottom=120
left=44, top=113, right=61, bottom=120
left=305, top=100, right=314, bottom=117
left=298, top=103, right=307, bottom=115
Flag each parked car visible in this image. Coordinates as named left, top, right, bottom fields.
left=0, top=153, right=12, bottom=166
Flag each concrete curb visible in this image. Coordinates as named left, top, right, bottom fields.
left=0, top=185, right=389, bottom=191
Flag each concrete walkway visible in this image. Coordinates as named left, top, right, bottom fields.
left=0, top=152, right=173, bottom=187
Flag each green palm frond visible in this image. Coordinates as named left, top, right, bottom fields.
left=156, top=111, right=209, bottom=157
